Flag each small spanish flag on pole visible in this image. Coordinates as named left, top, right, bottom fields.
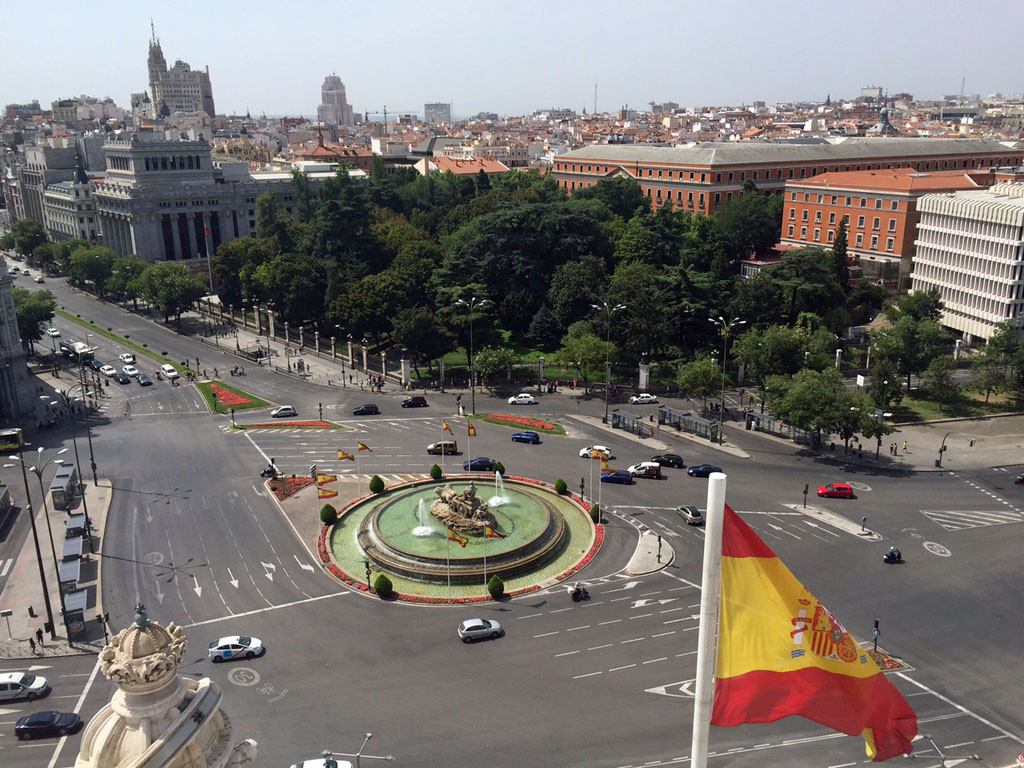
left=442, top=421, right=453, bottom=434
left=337, top=449, right=355, bottom=461
left=357, top=441, right=372, bottom=452
left=467, top=421, right=476, bottom=437
left=484, top=525, right=504, bottom=539
left=317, top=473, right=338, bottom=486
left=448, top=528, right=468, bottom=548
left=317, top=487, right=338, bottom=499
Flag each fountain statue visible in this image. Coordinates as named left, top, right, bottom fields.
left=430, top=482, right=496, bottom=535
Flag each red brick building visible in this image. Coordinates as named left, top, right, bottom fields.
left=780, top=168, right=996, bottom=289
left=552, top=138, right=1021, bottom=216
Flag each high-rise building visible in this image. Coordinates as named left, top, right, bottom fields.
left=146, top=24, right=215, bottom=117
left=317, top=74, right=354, bottom=126
left=424, top=102, right=453, bottom=125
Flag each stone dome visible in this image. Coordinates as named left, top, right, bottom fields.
left=119, top=605, right=177, bottom=660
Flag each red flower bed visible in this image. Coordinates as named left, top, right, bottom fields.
left=267, top=475, right=313, bottom=501
left=246, top=420, right=337, bottom=429
left=210, top=383, right=252, bottom=407
left=485, top=413, right=558, bottom=431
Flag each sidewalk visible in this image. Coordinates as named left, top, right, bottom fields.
left=0, top=478, right=112, bottom=659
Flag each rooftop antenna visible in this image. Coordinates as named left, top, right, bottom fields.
left=150, top=18, right=158, bottom=45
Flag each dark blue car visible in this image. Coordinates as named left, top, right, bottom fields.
left=463, top=457, right=497, bottom=472
left=600, top=469, right=633, bottom=484
left=511, top=431, right=540, bottom=444
left=687, top=464, right=722, bottom=478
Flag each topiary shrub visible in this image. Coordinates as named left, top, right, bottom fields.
left=373, top=573, right=393, bottom=598
left=493, top=461, right=505, bottom=476
left=320, top=504, right=338, bottom=525
left=430, top=463, right=442, bottom=480
left=487, top=574, right=505, bottom=599
left=369, top=475, right=385, bottom=494
left=554, top=478, right=568, bottom=495
left=589, top=504, right=600, bottom=524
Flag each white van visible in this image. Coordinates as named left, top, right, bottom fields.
left=0, top=671, right=51, bottom=701
left=161, top=364, right=180, bottom=380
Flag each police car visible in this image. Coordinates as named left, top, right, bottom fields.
left=208, top=635, right=265, bottom=662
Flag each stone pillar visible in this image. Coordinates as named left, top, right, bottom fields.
left=439, top=359, right=445, bottom=392
left=330, top=336, right=336, bottom=359
left=381, top=352, right=387, bottom=380
left=170, top=215, right=182, bottom=259
left=361, top=345, right=368, bottom=371
left=638, top=362, right=650, bottom=391
left=186, top=213, right=199, bottom=259
left=347, top=339, right=353, bottom=365
left=401, top=357, right=411, bottom=386
left=314, top=331, right=320, bottom=355
left=539, top=356, right=545, bottom=382
left=267, top=309, right=275, bottom=341
left=284, top=322, right=290, bottom=345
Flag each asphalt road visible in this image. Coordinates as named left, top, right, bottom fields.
left=1, top=278, right=1021, bottom=767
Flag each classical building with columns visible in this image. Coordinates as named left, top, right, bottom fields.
left=93, top=133, right=347, bottom=262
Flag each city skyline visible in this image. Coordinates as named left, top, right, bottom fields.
left=2, top=0, right=1023, bottom=119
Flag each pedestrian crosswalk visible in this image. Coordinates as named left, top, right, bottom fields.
left=920, top=508, right=1023, bottom=531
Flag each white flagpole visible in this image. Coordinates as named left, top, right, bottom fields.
left=446, top=528, right=452, bottom=604
left=441, top=424, right=445, bottom=477
left=690, top=472, right=727, bottom=768
left=467, top=423, right=473, bottom=472
left=483, top=532, right=488, bottom=589
left=357, top=453, right=361, bottom=496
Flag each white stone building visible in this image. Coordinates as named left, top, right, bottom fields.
left=912, top=182, right=1024, bottom=342
left=148, top=27, right=215, bottom=117
left=317, top=74, right=355, bottom=126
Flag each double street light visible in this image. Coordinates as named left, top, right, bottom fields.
left=709, top=316, right=746, bottom=445
left=455, top=297, right=490, bottom=415
left=591, top=302, right=625, bottom=424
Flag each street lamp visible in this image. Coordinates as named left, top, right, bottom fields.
left=591, top=302, right=625, bottom=424
left=455, top=297, right=490, bottom=415
left=709, top=316, right=746, bottom=444
left=47, top=387, right=94, bottom=550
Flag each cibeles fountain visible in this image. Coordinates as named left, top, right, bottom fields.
left=355, top=477, right=574, bottom=585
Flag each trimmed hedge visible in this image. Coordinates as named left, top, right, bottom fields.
left=320, top=504, right=338, bottom=525
left=430, top=463, right=443, bottom=480
left=589, top=503, right=600, bottom=524
left=554, top=478, right=568, bottom=495
left=493, top=461, right=505, bottom=476
left=487, top=574, right=505, bottom=599
left=374, top=573, right=393, bottom=598
left=369, top=475, right=385, bottom=494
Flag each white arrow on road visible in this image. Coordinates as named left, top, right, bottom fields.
left=251, top=485, right=264, bottom=497
left=227, top=568, right=239, bottom=589
left=603, top=581, right=641, bottom=593
left=154, top=582, right=165, bottom=604
left=630, top=598, right=680, bottom=609
left=0, top=707, right=24, bottom=715
left=261, top=562, right=276, bottom=581
left=294, top=555, right=315, bottom=572
left=768, top=522, right=801, bottom=539
left=145, top=507, right=153, bottom=524
left=192, top=577, right=202, bottom=597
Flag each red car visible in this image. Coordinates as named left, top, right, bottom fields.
left=817, top=483, right=855, bottom=499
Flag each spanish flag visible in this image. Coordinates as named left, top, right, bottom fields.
left=316, top=473, right=338, bottom=486
left=712, top=505, right=917, bottom=761
left=448, top=528, right=468, bottom=548
left=337, top=449, right=354, bottom=461
left=357, top=441, right=372, bottom=452
left=600, top=459, right=611, bottom=471
left=317, top=487, right=338, bottom=499
left=484, top=525, right=504, bottom=539
left=467, top=422, right=476, bottom=437
left=442, top=421, right=453, bottom=434
left=591, top=448, right=609, bottom=459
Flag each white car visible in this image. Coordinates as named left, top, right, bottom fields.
left=270, top=405, right=297, bottom=418
left=629, top=393, right=658, bottom=405
left=45, top=327, right=60, bottom=337
left=579, top=445, right=613, bottom=459
left=33, top=276, right=44, bottom=283
left=122, top=365, right=139, bottom=378
left=507, top=393, right=537, bottom=405
left=208, top=635, right=265, bottom=662
left=118, top=353, right=135, bottom=364
left=457, top=618, right=503, bottom=643
left=290, top=758, right=353, bottom=768
left=99, top=365, right=117, bottom=378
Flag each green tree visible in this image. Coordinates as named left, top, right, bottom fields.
left=769, top=247, right=845, bottom=322
left=474, top=346, right=518, bottom=387
left=831, top=218, right=850, bottom=292
left=211, top=237, right=273, bottom=309
left=31, top=243, right=57, bottom=272
left=555, top=330, right=617, bottom=388
left=390, top=306, right=455, bottom=378
left=138, top=262, right=207, bottom=325
left=726, top=273, right=786, bottom=328
left=971, top=345, right=1008, bottom=403
left=678, top=355, right=721, bottom=411
left=290, top=168, right=314, bottom=222
left=573, top=176, right=650, bottom=219
left=547, top=253, right=607, bottom=328
left=51, top=238, right=89, bottom=273
left=487, top=574, right=504, bottom=599
left=254, top=191, right=295, bottom=253
left=67, top=246, right=117, bottom=297
left=873, top=315, right=950, bottom=390
left=923, top=355, right=959, bottom=412
left=713, top=189, right=782, bottom=266
left=732, top=325, right=806, bottom=403
left=866, top=355, right=903, bottom=409
left=105, top=254, right=149, bottom=309
left=890, top=287, right=943, bottom=322
left=526, top=304, right=563, bottom=349
left=12, top=287, right=55, bottom=349
left=319, top=504, right=338, bottom=525
left=251, top=252, right=327, bottom=327
left=8, top=219, right=47, bottom=257
left=767, top=367, right=847, bottom=437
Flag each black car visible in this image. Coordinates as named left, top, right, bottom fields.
left=650, top=453, right=684, bottom=468
left=511, top=431, right=540, bottom=444
left=114, top=372, right=131, bottom=385
left=686, top=464, right=722, bottom=478
left=401, top=396, right=428, bottom=408
left=137, top=373, right=152, bottom=386
left=85, top=358, right=104, bottom=372
left=15, top=711, right=82, bottom=740
left=352, top=404, right=380, bottom=416
left=463, top=457, right=497, bottom=472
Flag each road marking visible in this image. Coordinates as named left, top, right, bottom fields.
left=620, top=637, right=645, bottom=644
left=555, top=650, right=580, bottom=657
left=609, top=664, right=636, bottom=672
left=43, top=658, right=100, bottom=768
left=598, top=619, right=622, bottom=626
left=602, top=581, right=641, bottom=593
left=643, top=657, right=667, bottom=665
left=897, top=672, right=1024, bottom=745
left=0, top=558, right=12, bottom=577
left=573, top=671, right=602, bottom=679
left=630, top=613, right=653, bottom=620
left=549, top=607, right=575, bottom=614
left=632, top=598, right=679, bottom=608
left=609, top=596, right=632, bottom=602
left=227, top=667, right=261, bottom=687
left=293, top=554, right=315, bottom=572
left=566, top=625, right=590, bottom=632
left=517, top=613, right=542, bottom=620
left=588, top=643, right=613, bottom=651
left=182, top=590, right=348, bottom=628
left=534, top=631, right=560, bottom=638
left=651, top=631, right=676, bottom=638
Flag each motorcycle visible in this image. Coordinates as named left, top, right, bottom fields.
left=1014, top=474, right=1024, bottom=485
left=260, top=466, right=280, bottom=478
left=568, top=585, right=590, bottom=602
left=883, top=549, right=903, bottom=564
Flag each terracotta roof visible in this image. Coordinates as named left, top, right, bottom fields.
left=789, top=167, right=988, bottom=194
left=431, top=156, right=510, bottom=175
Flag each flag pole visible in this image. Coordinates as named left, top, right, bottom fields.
left=483, top=532, right=487, bottom=589
left=446, top=527, right=452, bottom=604
left=441, top=423, right=445, bottom=477
left=690, top=471, right=726, bottom=768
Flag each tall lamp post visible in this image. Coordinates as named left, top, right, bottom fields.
left=591, top=302, right=625, bottom=424
left=455, top=297, right=490, bottom=415
left=709, top=316, right=746, bottom=444
left=46, top=387, right=94, bottom=550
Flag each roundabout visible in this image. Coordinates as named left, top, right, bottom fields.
left=319, top=475, right=600, bottom=602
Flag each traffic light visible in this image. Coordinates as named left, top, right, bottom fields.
left=309, top=464, right=318, bottom=480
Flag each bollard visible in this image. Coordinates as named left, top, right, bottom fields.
left=28, top=606, right=36, bottom=618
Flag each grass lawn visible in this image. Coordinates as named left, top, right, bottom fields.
left=195, top=380, right=270, bottom=413
left=890, top=391, right=1021, bottom=423
left=55, top=309, right=181, bottom=371
left=475, top=413, right=567, bottom=435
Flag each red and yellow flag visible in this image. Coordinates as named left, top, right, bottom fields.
left=317, top=487, right=338, bottom=499
left=484, top=525, right=504, bottom=539
left=442, top=421, right=453, bottom=434
left=467, top=422, right=476, bottom=437
left=712, top=505, right=917, bottom=761
left=591, top=448, right=609, bottom=459
left=337, top=449, right=354, bottom=461
left=316, top=473, right=337, bottom=486
left=448, top=528, right=468, bottom=548
left=600, top=459, right=611, bottom=471
left=357, top=441, right=371, bottom=452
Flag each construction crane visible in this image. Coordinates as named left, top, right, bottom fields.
left=364, top=106, right=419, bottom=122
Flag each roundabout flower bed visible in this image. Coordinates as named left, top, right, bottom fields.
left=480, top=413, right=565, bottom=435
left=235, top=420, right=344, bottom=430
left=195, top=380, right=269, bottom=412
left=267, top=476, right=314, bottom=501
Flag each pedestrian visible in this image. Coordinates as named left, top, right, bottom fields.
left=902, top=440, right=908, bottom=453
left=36, top=627, right=43, bottom=645
left=203, top=369, right=207, bottom=378
left=29, top=637, right=36, bottom=654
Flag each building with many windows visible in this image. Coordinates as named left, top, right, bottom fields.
left=552, top=138, right=1022, bottom=216
left=780, top=168, right=993, bottom=288
left=424, top=102, right=453, bottom=125
left=317, top=74, right=355, bottom=126
left=147, top=26, right=215, bottom=117
left=912, top=182, right=1024, bottom=342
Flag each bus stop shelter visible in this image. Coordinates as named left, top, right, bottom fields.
left=611, top=409, right=656, bottom=439
left=63, top=590, right=88, bottom=640
left=657, top=406, right=718, bottom=442
left=58, top=558, right=81, bottom=594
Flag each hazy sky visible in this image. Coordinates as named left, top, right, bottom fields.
left=3, top=0, right=1022, bottom=118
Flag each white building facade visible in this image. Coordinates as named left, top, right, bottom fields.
left=912, top=182, right=1024, bottom=342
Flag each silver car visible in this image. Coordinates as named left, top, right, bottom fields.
left=677, top=505, right=704, bottom=525
left=457, top=618, right=503, bottom=643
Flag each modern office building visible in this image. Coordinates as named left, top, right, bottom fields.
left=552, top=138, right=1022, bottom=216
left=912, top=182, right=1024, bottom=342
left=317, top=74, right=355, bottom=126
left=424, top=102, right=453, bottom=125
left=147, top=26, right=216, bottom=116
